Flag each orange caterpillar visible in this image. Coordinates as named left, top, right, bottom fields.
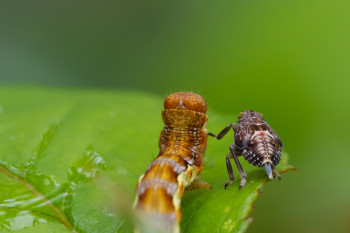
left=134, top=92, right=211, bottom=233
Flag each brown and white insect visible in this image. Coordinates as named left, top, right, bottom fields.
left=209, top=110, right=283, bottom=189
left=133, top=92, right=211, bottom=233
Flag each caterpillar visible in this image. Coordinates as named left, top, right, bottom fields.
left=133, top=92, right=211, bottom=233
left=209, top=110, right=283, bottom=189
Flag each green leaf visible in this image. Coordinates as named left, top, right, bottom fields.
left=0, top=87, right=295, bottom=233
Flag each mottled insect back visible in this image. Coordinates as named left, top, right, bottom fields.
left=209, top=110, right=283, bottom=189
left=134, top=92, right=210, bottom=233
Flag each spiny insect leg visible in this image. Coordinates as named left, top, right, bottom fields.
left=208, top=123, right=236, bottom=139
left=229, top=144, right=247, bottom=189
left=272, top=167, right=282, bottom=181
left=225, top=153, right=234, bottom=189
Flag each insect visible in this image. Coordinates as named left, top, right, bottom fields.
left=134, top=92, right=211, bottom=233
left=209, top=110, right=283, bottom=189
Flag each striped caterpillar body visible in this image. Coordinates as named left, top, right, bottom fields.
left=209, top=110, right=283, bottom=189
left=134, top=92, right=210, bottom=233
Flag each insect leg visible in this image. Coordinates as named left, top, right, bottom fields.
left=272, top=167, right=282, bottom=181
left=208, top=123, right=236, bottom=139
left=224, top=153, right=235, bottom=189
left=229, top=144, right=247, bottom=189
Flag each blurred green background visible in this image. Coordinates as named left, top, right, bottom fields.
left=1, top=0, right=350, bottom=232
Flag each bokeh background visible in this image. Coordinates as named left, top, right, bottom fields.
left=1, top=1, right=350, bottom=232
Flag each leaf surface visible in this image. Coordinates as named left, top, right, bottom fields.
left=0, top=87, right=295, bottom=232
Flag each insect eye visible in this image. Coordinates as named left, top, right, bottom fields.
left=238, top=112, right=245, bottom=120
left=254, top=111, right=264, bottom=120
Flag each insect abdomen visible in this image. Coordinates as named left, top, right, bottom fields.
left=243, top=131, right=281, bottom=167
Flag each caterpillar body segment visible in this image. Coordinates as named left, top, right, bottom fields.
left=134, top=92, right=210, bottom=233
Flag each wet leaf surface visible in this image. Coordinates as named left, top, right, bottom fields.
left=0, top=87, right=295, bottom=232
